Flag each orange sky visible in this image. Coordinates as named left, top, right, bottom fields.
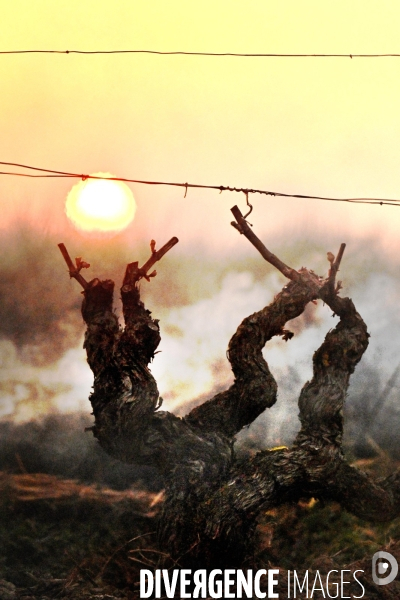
left=2, top=2, right=400, bottom=425
left=1, top=1, right=400, bottom=248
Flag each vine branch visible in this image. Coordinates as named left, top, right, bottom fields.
left=57, top=243, right=89, bottom=290
left=230, top=205, right=300, bottom=281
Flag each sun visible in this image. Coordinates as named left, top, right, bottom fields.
left=65, top=173, right=136, bottom=233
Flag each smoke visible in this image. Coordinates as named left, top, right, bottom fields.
left=152, top=269, right=322, bottom=412
left=0, top=227, right=322, bottom=420
left=0, top=228, right=83, bottom=366
left=0, top=340, right=92, bottom=421
left=0, top=413, right=162, bottom=490
left=1, top=225, right=400, bottom=463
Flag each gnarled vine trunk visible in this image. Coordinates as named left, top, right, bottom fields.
left=59, top=207, right=400, bottom=571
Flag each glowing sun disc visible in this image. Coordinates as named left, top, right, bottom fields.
left=65, top=173, right=136, bottom=232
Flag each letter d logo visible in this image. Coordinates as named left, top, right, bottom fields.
left=372, top=551, right=398, bottom=585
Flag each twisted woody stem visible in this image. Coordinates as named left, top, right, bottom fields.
left=195, top=207, right=400, bottom=552
left=58, top=238, right=180, bottom=465
left=59, top=216, right=400, bottom=569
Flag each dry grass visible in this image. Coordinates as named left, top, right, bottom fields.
left=0, top=471, right=162, bottom=599
left=1, top=459, right=400, bottom=598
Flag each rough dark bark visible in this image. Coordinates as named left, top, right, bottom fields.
left=58, top=213, right=400, bottom=570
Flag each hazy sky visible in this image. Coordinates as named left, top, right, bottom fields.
left=2, top=2, right=400, bottom=430
left=2, top=1, right=400, bottom=244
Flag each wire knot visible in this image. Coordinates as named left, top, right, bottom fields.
left=243, top=190, right=253, bottom=221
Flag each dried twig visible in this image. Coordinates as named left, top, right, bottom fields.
left=327, top=243, right=346, bottom=291
left=123, top=237, right=179, bottom=287
left=230, top=205, right=300, bottom=281
left=58, top=243, right=89, bottom=290
left=99, top=532, right=156, bottom=577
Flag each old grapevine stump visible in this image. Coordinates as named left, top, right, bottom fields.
left=59, top=209, right=400, bottom=570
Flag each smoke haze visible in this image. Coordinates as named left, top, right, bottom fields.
left=1, top=225, right=399, bottom=463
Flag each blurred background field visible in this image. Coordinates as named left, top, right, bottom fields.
left=1, top=411, right=400, bottom=598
